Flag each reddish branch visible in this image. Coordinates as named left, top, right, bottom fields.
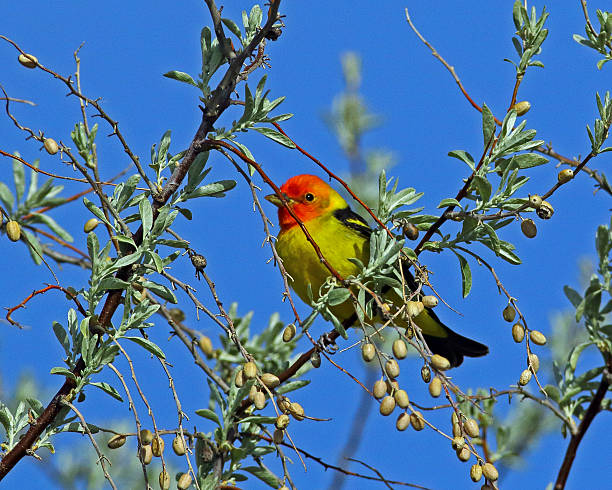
left=271, top=122, right=394, bottom=238
left=6, top=285, right=86, bottom=326
left=554, top=355, right=612, bottom=489
left=0, top=0, right=282, bottom=479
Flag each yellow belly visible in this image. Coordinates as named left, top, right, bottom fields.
left=276, top=217, right=447, bottom=338
left=275, top=214, right=368, bottom=321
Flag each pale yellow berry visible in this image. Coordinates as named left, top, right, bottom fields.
left=386, top=379, right=399, bottom=394
left=151, top=436, right=164, bottom=457
left=261, top=373, right=280, bottom=389
left=18, top=53, right=38, bottom=68
left=530, top=330, right=547, bottom=345
left=199, top=335, right=213, bottom=357
left=513, top=100, right=531, bottom=116
left=385, top=359, right=400, bottom=378
left=172, top=435, right=186, bottom=456
left=273, top=429, right=283, bottom=444
left=380, top=302, right=392, bottom=316
left=159, top=469, right=171, bottom=490
left=529, top=353, right=540, bottom=373
left=243, top=361, right=257, bottom=379
left=379, top=396, right=396, bottom=416
left=6, top=221, right=21, bottom=242
left=282, top=324, right=296, bottom=342
left=482, top=462, right=499, bottom=481
left=83, top=218, right=99, bottom=233
left=518, top=369, right=532, bottom=386
left=422, top=295, right=438, bottom=308
left=361, top=342, right=376, bottom=362
left=275, top=414, right=290, bottom=430
left=254, top=391, right=266, bottom=410
left=139, top=444, right=153, bottom=465
left=451, top=436, right=465, bottom=450
left=512, top=323, right=525, bottom=343
left=107, top=434, right=126, bottom=449
left=394, top=389, right=410, bottom=408
left=558, top=168, right=573, bottom=184
left=289, top=402, right=305, bottom=421
left=430, top=354, right=451, bottom=371
left=410, top=411, right=425, bottom=431
left=529, top=194, right=542, bottom=209
left=43, top=138, right=59, bottom=155
left=140, top=429, right=153, bottom=445
left=235, top=368, right=245, bottom=388
left=406, top=301, right=424, bottom=318
left=277, top=397, right=291, bottom=413
left=177, top=473, right=193, bottom=490
left=470, top=464, right=483, bottom=482
left=396, top=412, right=410, bottom=431
left=392, top=339, right=407, bottom=359
left=456, top=446, right=471, bottom=462
left=428, top=377, right=442, bottom=397
left=464, top=418, right=480, bottom=438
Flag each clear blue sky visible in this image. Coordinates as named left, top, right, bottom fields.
left=1, top=1, right=610, bottom=489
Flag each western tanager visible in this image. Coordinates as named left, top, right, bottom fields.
left=265, top=174, right=488, bottom=367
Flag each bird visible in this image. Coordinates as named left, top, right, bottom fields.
left=265, top=174, right=488, bottom=367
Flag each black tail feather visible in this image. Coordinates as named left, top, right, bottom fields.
left=423, top=330, right=489, bottom=368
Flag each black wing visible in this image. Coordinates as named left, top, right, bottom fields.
left=333, top=207, right=372, bottom=239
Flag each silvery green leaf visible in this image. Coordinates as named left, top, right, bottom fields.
left=438, top=198, right=462, bottom=209
left=12, top=154, right=25, bottom=203
left=448, top=150, right=475, bottom=170
left=482, top=103, right=496, bottom=148
left=123, top=336, right=166, bottom=359
left=243, top=466, right=281, bottom=488
left=115, top=175, right=142, bottom=211
left=185, top=180, right=237, bottom=199
left=0, top=182, right=15, bottom=212
left=327, top=309, right=347, bottom=339
left=83, top=197, right=112, bottom=227
left=221, top=17, right=242, bottom=41
left=89, top=381, right=123, bottom=402
left=50, top=367, right=76, bottom=381
left=253, top=127, right=296, bottom=148
left=53, top=322, right=71, bottom=357
left=276, top=380, right=310, bottom=395
left=163, top=70, right=198, bottom=86
left=455, top=252, right=472, bottom=298
left=141, top=279, right=177, bottom=303
left=99, top=277, right=130, bottom=290
left=326, top=288, right=351, bottom=306
left=113, top=251, right=142, bottom=269
left=28, top=213, right=73, bottom=242
left=21, top=229, right=43, bottom=265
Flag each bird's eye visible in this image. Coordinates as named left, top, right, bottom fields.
left=304, top=193, right=315, bottom=202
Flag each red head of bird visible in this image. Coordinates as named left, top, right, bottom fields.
left=265, top=174, right=345, bottom=230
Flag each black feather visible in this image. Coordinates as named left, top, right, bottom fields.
left=333, top=207, right=372, bottom=239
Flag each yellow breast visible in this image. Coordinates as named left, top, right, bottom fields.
left=275, top=213, right=369, bottom=321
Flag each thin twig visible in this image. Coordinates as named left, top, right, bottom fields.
left=61, top=400, right=118, bottom=490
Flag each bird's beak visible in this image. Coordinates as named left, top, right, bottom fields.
left=265, top=193, right=291, bottom=207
